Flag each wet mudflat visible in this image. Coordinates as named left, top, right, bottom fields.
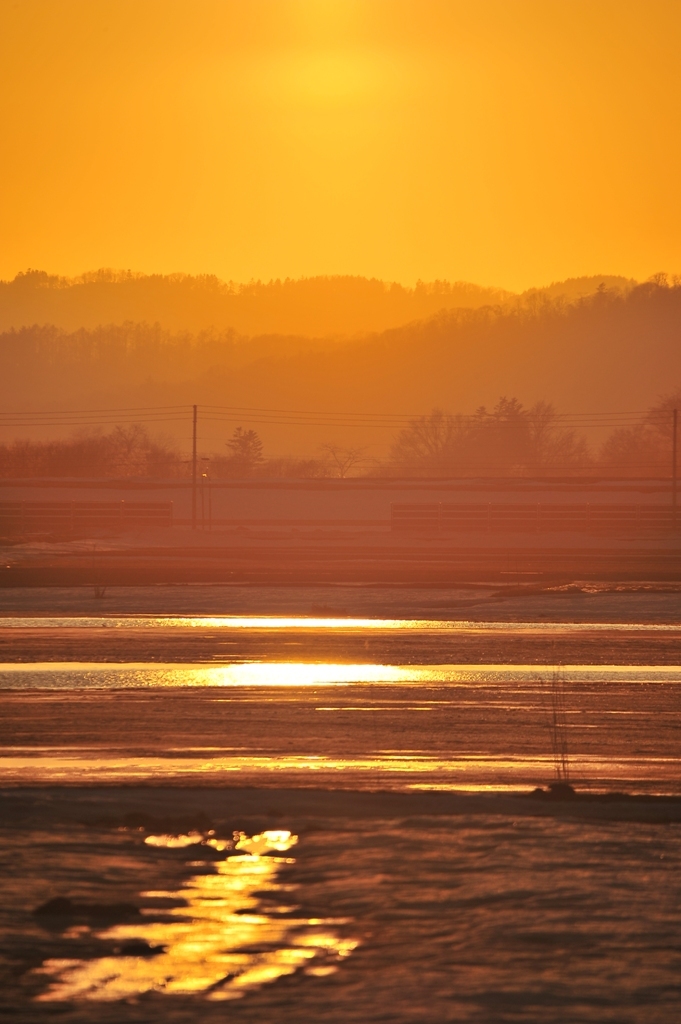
left=0, top=664, right=680, bottom=793
left=0, top=612, right=679, bottom=1021
left=1, top=617, right=681, bottom=793
left=1, top=581, right=681, bottom=623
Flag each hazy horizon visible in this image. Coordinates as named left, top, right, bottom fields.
left=0, top=267, right=640, bottom=336
left=1, top=1, right=679, bottom=469
left=0, top=266, right=652, bottom=298
left=2, top=274, right=679, bottom=468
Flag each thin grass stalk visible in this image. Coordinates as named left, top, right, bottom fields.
left=541, top=667, right=570, bottom=783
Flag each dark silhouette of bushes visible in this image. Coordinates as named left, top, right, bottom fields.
left=597, top=389, right=681, bottom=477
left=387, top=399, right=591, bottom=476
left=0, top=425, right=181, bottom=479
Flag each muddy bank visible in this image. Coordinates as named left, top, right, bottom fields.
left=0, top=582, right=681, bottom=623
left=3, top=786, right=681, bottom=827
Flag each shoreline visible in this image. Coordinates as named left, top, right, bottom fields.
left=1, top=582, right=680, bottom=624
left=3, top=785, right=681, bottom=824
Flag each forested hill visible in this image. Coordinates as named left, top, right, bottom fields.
left=0, top=270, right=633, bottom=337
left=1, top=280, right=679, bottom=456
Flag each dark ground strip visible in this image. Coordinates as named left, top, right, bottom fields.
left=2, top=787, right=681, bottom=831
left=1, top=625, right=681, bottom=663
left=3, top=543, right=681, bottom=586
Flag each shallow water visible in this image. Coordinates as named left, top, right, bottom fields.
left=4, top=616, right=681, bottom=669
left=4, top=659, right=681, bottom=684
left=1, top=796, right=679, bottom=1023
left=1, top=660, right=680, bottom=793
left=4, top=614, right=681, bottom=630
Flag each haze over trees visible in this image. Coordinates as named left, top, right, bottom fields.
left=0, top=426, right=179, bottom=480
left=388, top=400, right=590, bottom=477
left=0, top=389, right=678, bottom=480
left=0, top=269, right=634, bottom=336
left=0, top=271, right=514, bottom=336
left=0, top=273, right=679, bottom=472
left=599, top=390, right=681, bottom=477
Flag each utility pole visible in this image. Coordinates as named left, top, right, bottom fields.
left=200, top=458, right=210, bottom=533
left=191, top=404, right=198, bottom=531
left=673, top=408, right=678, bottom=528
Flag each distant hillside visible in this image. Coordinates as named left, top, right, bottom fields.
left=517, top=275, right=637, bottom=305
left=0, top=269, right=635, bottom=337
left=0, top=271, right=513, bottom=336
left=1, top=279, right=678, bottom=457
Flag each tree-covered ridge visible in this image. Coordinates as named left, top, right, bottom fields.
left=0, top=278, right=679, bottom=469
left=0, top=268, right=634, bottom=336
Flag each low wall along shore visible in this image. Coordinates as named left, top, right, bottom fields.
left=0, top=476, right=678, bottom=536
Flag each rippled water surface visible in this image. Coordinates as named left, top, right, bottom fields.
left=1, top=795, right=679, bottom=1024
left=32, top=828, right=356, bottom=1004
left=1, top=659, right=679, bottom=793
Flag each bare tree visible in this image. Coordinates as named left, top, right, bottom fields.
left=527, top=402, right=591, bottom=471
left=389, top=409, right=458, bottom=473
left=320, top=443, right=368, bottom=478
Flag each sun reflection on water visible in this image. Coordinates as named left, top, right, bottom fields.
left=35, top=830, right=356, bottom=1003
left=4, top=662, right=681, bottom=689
left=5, top=615, right=681, bottom=631
left=6, top=750, right=678, bottom=791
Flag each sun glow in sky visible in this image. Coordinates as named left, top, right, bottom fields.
left=1, top=0, right=680, bottom=288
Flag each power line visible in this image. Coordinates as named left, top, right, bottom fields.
left=202, top=402, right=651, bottom=424
left=0, top=401, right=665, bottom=433
left=0, top=404, right=187, bottom=415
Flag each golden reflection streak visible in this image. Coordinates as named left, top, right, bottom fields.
left=5, top=752, right=678, bottom=787
left=5, top=616, right=681, bottom=632
left=35, top=830, right=357, bottom=1003
left=3, top=662, right=681, bottom=685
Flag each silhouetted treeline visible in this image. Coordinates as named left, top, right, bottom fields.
left=386, top=390, right=680, bottom=477
left=598, top=391, right=680, bottom=477
left=0, top=270, right=512, bottom=336
left=1, top=391, right=678, bottom=479
left=0, top=321, right=328, bottom=409
left=386, top=399, right=590, bottom=476
left=0, top=427, right=328, bottom=480
left=0, top=269, right=632, bottom=336
left=0, top=426, right=179, bottom=479
left=1, top=277, right=679, bottom=463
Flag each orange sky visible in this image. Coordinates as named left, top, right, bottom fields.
left=1, top=0, right=680, bottom=291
